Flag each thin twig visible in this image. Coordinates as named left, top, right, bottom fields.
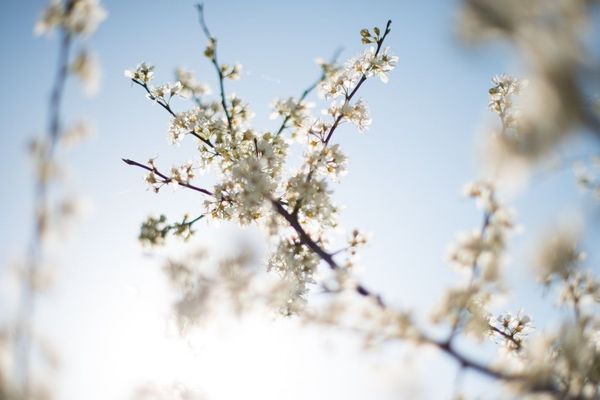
left=447, top=210, right=491, bottom=342
left=130, top=79, right=217, bottom=150
left=271, top=199, right=384, bottom=307
left=324, top=20, right=391, bottom=146
left=132, top=79, right=176, bottom=117
left=122, top=158, right=214, bottom=196
left=275, top=47, right=343, bottom=137
left=20, top=21, right=73, bottom=397
left=122, top=13, right=568, bottom=397
left=163, top=214, right=205, bottom=236
left=489, top=325, right=522, bottom=351
left=196, top=4, right=233, bottom=133
left=292, top=20, right=392, bottom=217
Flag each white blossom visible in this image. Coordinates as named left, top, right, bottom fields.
left=269, top=97, right=313, bottom=128
left=35, top=0, right=107, bottom=36
left=365, top=46, right=398, bottom=83
left=490, top=310, right=533, bottom=351
left=175, top=67, right=211, bottom=98
left=535, top=228, right=584, bottom=284
left=71, top=49, right=100, bottom=95
left=34, top=0, right=64, bottom=36
left=65, top=0, right=106, bottom=35
left=170, top=161, right=195, bottom=185
left=125, top=62, right=155, bottom=84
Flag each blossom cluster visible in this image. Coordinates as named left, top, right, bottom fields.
left=175, top=67, right=211, bottom=100
left=461, top=0, right=600, bottom=169
left=489, top=310, right=532, bottom=351
left=325, top=99, right=371, bottom=132
left=488, top=74, right=526, bottom=131
left=269, top=97, right=313, bottom=128
left=447, top=181, right=515, bottom=284
left=34, top=0, right=106, bottom=36
left=125, top=21, right=398, bottom=310
left=123, top=6, right=600, bottom=398
left=433, top=181, right=528, bottom=347
left=320, top=46, right=397, bottom=98
left=534, top=228, right=585, bottom=286
left=36, top=0, right=106, bottom=96
left=138, top=214, right=201, bottom=247
left=142, top=159, right=197, bottom=192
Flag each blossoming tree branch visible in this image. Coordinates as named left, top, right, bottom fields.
left=122, top=3, right=600, bottom=400
left=123, top=6, right=396, bottom=308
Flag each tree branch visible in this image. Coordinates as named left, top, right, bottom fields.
left=122, top=13, right=569, bottom=397
left=293, top=21, right=392, bottom=217
left=271, top=199, right=384, bottom=307
left=324, top=20, right=391, bottom=146
left=129, top=78, right=217, bottom=151
left=489, top=325, right=522, bottom=351
left=196, top=4, right=234, bottom=133
left=275, top=47, right=343, bottom=137
left=122, top=158, right=214, bottom=196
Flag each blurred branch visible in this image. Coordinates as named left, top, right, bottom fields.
left=122, top=158, right=214, bottom=196
left=18, top=26, right=73, bottom=396
left=447, top=210, right=491, bottom=343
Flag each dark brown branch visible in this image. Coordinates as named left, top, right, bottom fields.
left=122, top=14, right=566, bottom=396
left=271, top=200, right=338, bottom=267
left=425, top=335, right=561, bottom=396
left=432, top=336, right=520, bottom=381
left=132, top=79, right=176, bottom=117
left=323, top=20, right=391, bottom=146
left=271, top=199, right=384, bottom=307
left=122, top=158, right=214, bottom=196
left=124, top=158, right=561, bottom=395
left=432, top=335, right=565, bottom=395
left=267, top=66, right=564, bottom=393
left=447, top=210, right=491, bottom=342
left=489, top=325, right=522, bottom=351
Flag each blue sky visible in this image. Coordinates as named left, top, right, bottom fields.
left=1, top=1, right=599, bottom=399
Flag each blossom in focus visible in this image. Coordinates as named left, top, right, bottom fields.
left=125, top=62, right=155, bottom=85
left=175, top=67, right=211, bottom=98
